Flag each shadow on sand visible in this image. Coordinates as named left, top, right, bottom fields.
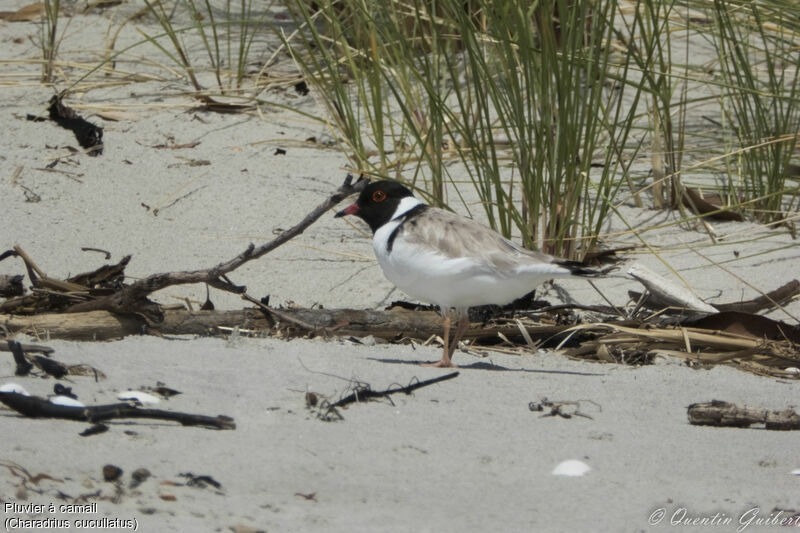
left=366, top=357, right=604, bottom=376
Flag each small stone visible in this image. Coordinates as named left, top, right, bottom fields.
left=103, top=464, right=123, bottom=482
left=130, top=468, right=152, bottom=488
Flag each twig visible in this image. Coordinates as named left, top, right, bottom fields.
left=242, top=293, right=320, bottom=332
left=311, top=372, right=460, bottom=421
left=528, top=397, right=600, bottom=420
left=64, top=174, right=369, bottom=320
left=587, top=279, right=627, bottom=319
left=0, top=392, right=235, bottom=430
left=329, top=372, right=459, bottom=409
left=81, top=247, right=111, bottom=259
left=0, top=249, right=20, bottom=262
left=524, top=302, right=622, bottom=315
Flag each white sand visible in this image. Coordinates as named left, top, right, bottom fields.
left=1, top=2, right=799, bottom=531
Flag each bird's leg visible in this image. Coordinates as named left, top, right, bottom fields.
left=445, top=314, right=469, bottom=363
left=423, top=313, right=456, bottom=368
left=441, top=314, right=451, bottom=361
left=450, top=314, right=469, bottom=354
left=424, top=312, right=469, bottom=368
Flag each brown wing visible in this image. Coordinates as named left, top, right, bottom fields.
left=397, top=208, right=559, bottom=273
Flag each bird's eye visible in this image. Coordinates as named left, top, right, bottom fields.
left=372, top=190, right=387, bottom=202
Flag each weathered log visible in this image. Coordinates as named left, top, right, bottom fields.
left=0, top=307, right=573, bottom=342
left=687, top=400, right=800, bottom=430
left=2, top=309, right=146, bottom=341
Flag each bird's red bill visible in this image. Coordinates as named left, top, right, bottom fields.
left=335, top=203, right=359, bottom=217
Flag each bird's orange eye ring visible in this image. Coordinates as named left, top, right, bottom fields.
left=372, top=190, right=387, bottom=203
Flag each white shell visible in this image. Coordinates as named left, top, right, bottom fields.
left=784, top=367, right=800, bottom=374
left=791, top=468, right=800, bottom=476
left=0, top=383, right=30, bottom=396
left=49, top=396, right=85, bottom=408
left=552, top=459, right=591, bottom=477
left=117, top=391, right=160, bottom=405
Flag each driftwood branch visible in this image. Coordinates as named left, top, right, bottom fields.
left=688, top=400, right=800, bottom=430
left=63, top=174, right=369, bottom=319
left=629, top=279, right=800, bottom=315
left=0, top=307, right=578, bottom=342
left=0, top=392, right=235, bottom=430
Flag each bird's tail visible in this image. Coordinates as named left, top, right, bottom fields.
left=556, top=260, right=617, bottom=277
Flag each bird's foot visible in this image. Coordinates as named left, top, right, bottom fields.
left=422, top=359, right=458, bottom=368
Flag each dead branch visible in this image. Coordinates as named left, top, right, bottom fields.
left=0, top=307, right=579, bottom=342
left=0, top=248, right=130, bottom=316
left=688, top=400, right=800, bottom=430
left=0, top=392, right=235, bottom=430
left=63, top=174, right=369, bottom=320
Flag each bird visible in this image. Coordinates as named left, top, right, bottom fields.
left=335, top=180, right=603, bottom=367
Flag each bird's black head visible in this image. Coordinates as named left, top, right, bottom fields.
left=335, top=180, right=416, bottom=233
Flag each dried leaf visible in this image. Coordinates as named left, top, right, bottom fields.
left=1, top=2, right=44, bottom=21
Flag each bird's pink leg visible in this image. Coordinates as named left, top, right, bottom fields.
left=423, top=314, right=454, bottom=367
left=423, top=313, right=468, bottom=368
left=448, top=314, right=469, bottom=361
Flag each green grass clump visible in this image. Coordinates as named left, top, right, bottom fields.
left=282, top=0, right=653, bottom=259
left=281, top=0, right=799, bottom=253
left=140, top=0, right=273, bottom=103
left=708, top=0, right=800, bottom=223
left=53, top=0, right=796, bottom=253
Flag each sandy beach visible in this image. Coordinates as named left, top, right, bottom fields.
left=1, top=2, right=799, bottom=532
